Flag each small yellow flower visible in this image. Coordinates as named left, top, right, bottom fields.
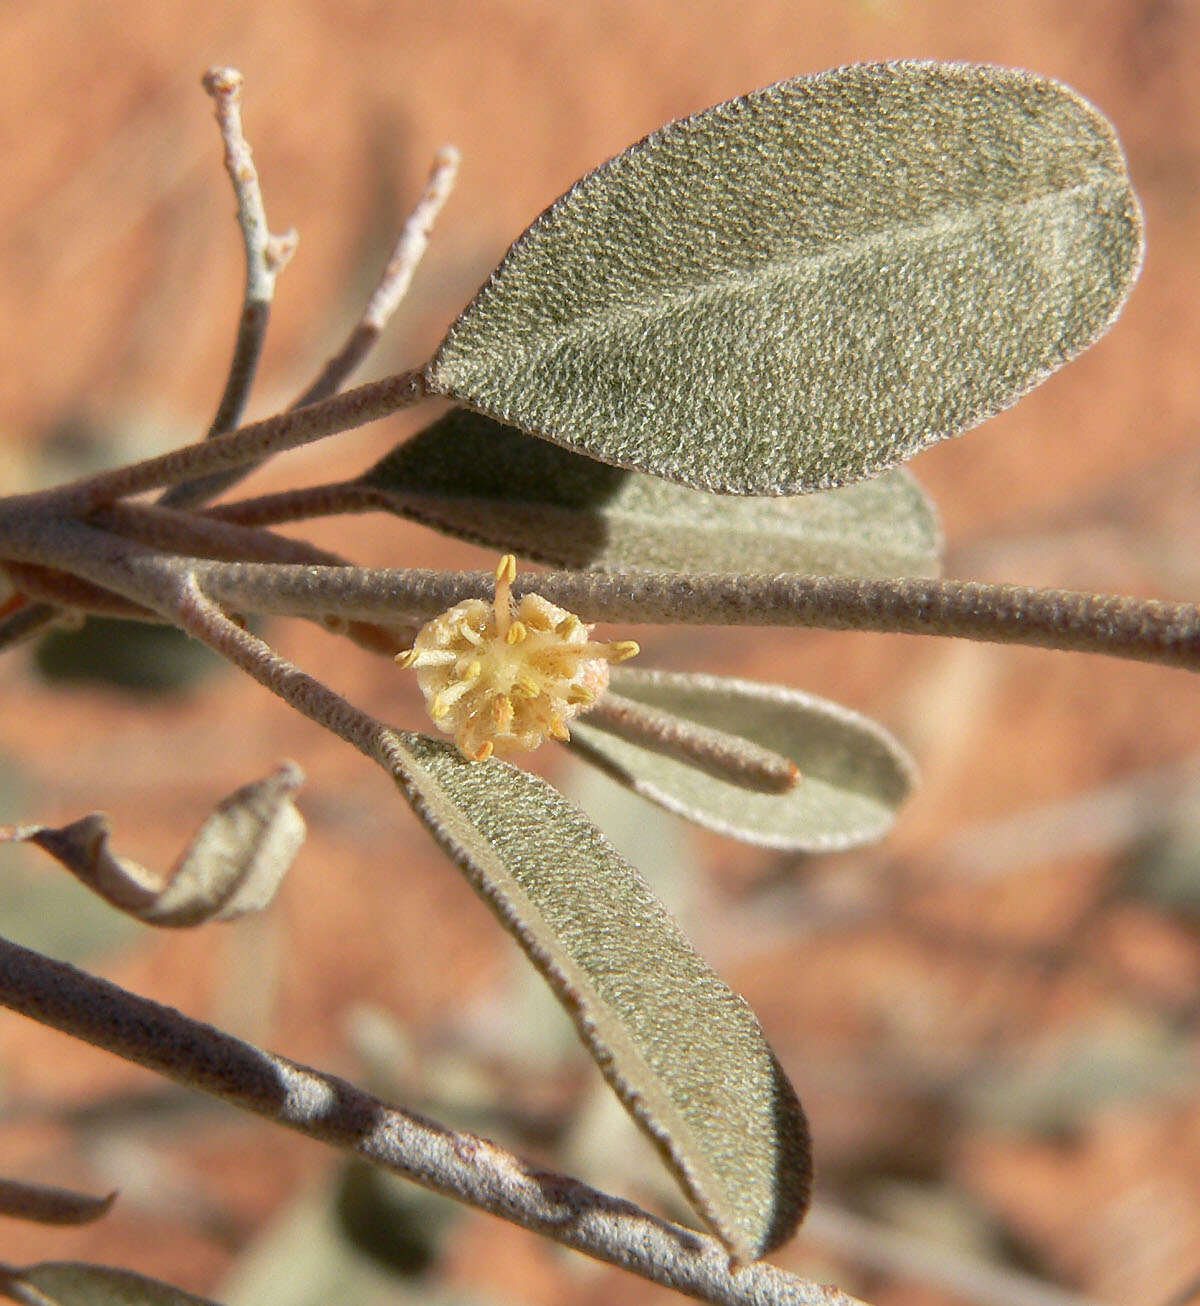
left=396, top=555, right=638, bottom=761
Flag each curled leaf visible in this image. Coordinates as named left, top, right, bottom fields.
left=427, top=61, right=1143, bottom=493
left=385, top=729, right=811, bottom=1261
left=0, top=764, right=304, bottom=927
left=571, top=668, right=915, bottom=851
left=362, top=409, right=943, bottom=576
left=0, top=1178, right=115, bottom=1228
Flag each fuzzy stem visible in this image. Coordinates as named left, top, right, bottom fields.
left=90, top=501, right=348, bottom=567
left=585, top=692, right=800, bottom=793
left=186, top=564, right=1200, bottom=672
left=159, top=67, right=298, bottom=511
left=203, top=479, right=379, bottom=527
left=294, top=145, right=460, bottom=408
left=7, top=371, right=426, bottom=517
left=1, top=563, right=156, bottom=621
left=162, top=142, right=456, bottom=511
left=0, top=934, right=859, bottom=1306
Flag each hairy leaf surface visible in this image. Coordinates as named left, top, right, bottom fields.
left=363, top=410, right=942, bottom=575
left=571, top=669, right=915, bottom=851
left=386, top=730, right=811, bottom=1261
left=427, top=61, right=1142, bottom=493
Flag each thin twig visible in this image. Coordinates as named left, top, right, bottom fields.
left=164, top=142, right=457, bottom=511
left=89, top=502, right=347, bottom=567
left=0, top=935, right=859, bottom=1306
left=585, top=691, right=800, bottom=793
left=182, top=564, right=1200, bottom=672
left=2, top=564, right=153, bottom=620
left=158, top=68, right=298, bottom=511
left=295, top=145, right=460, bottom=408
left=2, top=371, right=426, bottom=517
left=203, top=479, right=379, bottom=528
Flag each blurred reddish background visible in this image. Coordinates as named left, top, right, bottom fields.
left=2, top=3, right=1200, bottom=1304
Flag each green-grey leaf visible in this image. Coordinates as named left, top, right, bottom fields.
left=571, top=668, right=915, bottom=851
left=0, top=1263, right=221, bottom=1306
left=362, top=409, right=942, bottom=576
left=427, top=61, right=1143, bottom=494
left=386, top=730, right=810, bottom=1261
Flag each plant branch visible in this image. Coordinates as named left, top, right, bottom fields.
left=184, top=564, right=1200, bottom=672
left=161, top=141, right=457, bottom=513
left=89, top=501, right=348, bottom=567
left=294, top=144, right=460, bottom=408
left=1, top=562, right=155, bottom=621
left=7, top=514, right=1198, bottom=675
left=159, top=67, right=298, bottom=512
left=585, top=692, right=800, bottom=793
left=0, top=934, right=860, bottom=1306
left=4, top=371, right=426, bottom=517
left=203, top=479, right=379, bottom=528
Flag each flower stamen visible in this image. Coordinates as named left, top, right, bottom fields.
left=396, top=555, right=639, bottom=760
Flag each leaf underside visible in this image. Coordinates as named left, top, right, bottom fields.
left=573, top=668, right=916, bottom=851
left=363, top=409, right=943, bottom=576
left=386, top=730, right=811, bottom=1261
left=427, top=61, right=1143, bottom=494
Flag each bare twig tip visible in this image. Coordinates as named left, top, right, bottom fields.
left=202, top=66, right=243, bottom=99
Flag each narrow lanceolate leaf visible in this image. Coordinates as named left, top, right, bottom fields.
left=0, top=1178, right=114, bottom=1227
left=427, top=61, right=1143, bottom=494
left=0, top=764, right=305, bottom=927
left=386, top=730, right=811, bottom=1261
left=0, top=1262, right=222, bottom=1306
left=571, top=669, right=915, bottom=852
left=362, top=409, right=943, bottom=576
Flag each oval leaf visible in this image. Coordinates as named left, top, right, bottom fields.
left=362, top=409, right=942, bottom=576
left=387, top=730, right=811, bottom=1261
left=427, top=61, right=1143, bottom=493
left=0, top=1178, right=115, bottom=1227
left=570, top=668, right=915, bottom=851
left=0, top=1263, right=221, bottom=1306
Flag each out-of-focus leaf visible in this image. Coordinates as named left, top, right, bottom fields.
left=0, top=1263, right=221, bottom=1306
left=427, top=62, right=1142, bottom=494
left=387, top=730, right=811, bottom=1262
left=1124, top=784, right=1200, bottom=915
left=0, top=764, right=304, bottom=927
left=334, top=1162, right=458, bottom=1278
left=362, top=410, right=942, bottom=575
left=962, top=1017, right=1197, bottom=1133
left=571, top=668, right=915, bottom=851
left=220, top=1178, right=479, bottom=1306
left=0, top=1178, right=115, bottom=1227
left=35, top=618, right=223, bottom=694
